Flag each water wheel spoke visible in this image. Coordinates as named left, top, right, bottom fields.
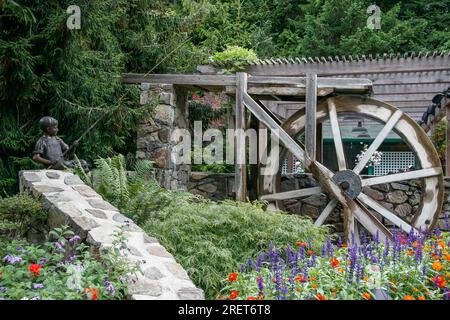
left=328, top=98, right=346, bottom=171
left=357, top=193, right=414, bottom=234
left=349, top=199, right=393, bottom=242
left=314, top=198, right=338, bottom=226
left=353, top=110, right=403, bottom=174
left=260, top=186, right=323, bottom=201
left=361, top=167, right=442, bottom=187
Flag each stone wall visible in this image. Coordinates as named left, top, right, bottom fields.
left=137, top=83, right=190, bottom=191
left=188, top=172, right=235, bottom=200
left=19, top=170, right=204, bottom=300
left=188, top=172, right=450, bottom=234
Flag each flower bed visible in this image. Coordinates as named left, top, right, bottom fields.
left=221, top=229, right=449, bottom=300
left=0, top=225, right=139, bottom=300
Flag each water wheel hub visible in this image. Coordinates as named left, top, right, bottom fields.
left=332, top=170, right=362, bottom=199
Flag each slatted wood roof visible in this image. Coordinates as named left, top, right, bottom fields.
left=240, top=51, right=450, bottom=122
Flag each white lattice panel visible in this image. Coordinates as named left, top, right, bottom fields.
left=373, top=151, right=416, bottom=176
left=281, top=158, right=288, bottom=174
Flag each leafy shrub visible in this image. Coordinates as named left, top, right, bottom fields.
left=209, top=46, right=258, bottom=73
left=0, top=194, right=47, bottom=238
left=0, top=225, right=139, bottom=300
left=222, top=230, right=450, bottom=300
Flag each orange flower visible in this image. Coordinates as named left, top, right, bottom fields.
left=228, top=272, right=237, bottom=282
left=431, top=253, right=440, bottom=261
left=296, top=288, right=302, bottom=292
left=437, top=241, right=446, bottom=249
left=412, top=241, right=420, bottom=248
left=294, top=275, right=307, bottom=282
left=341, top=243, right=348, bottom=248
left=295, top=242, right=307, bottom=247
left=363, top=276, right=369, bottom=281
left=307, top=250, right=314, bottom=255
left=412, top=287, right=419, bottom=293
left=404, top=295, right=415, bottom=300
left=418, top=296, right=426, bottom=300
left=309, top=276, right=317, bottom=281
left=330, top=258, right=339, bottom=268
left=362, top=292, right=371, bottom=300
left=246, top=296, right=257, bottom=300
left=432, top=262, right=443, bottom=271
left=312, top=283, right=318, bottom=289
left=229, top=290, right=238, bottom=300
left=315, top=294, right=326, bottom=300
left=444, top=254, right=450, bottom=261
left=406, top=250, right=413, bottom=256
left=338, top=268, right=345, bottom=274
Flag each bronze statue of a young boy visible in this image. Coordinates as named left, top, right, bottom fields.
left=32, top=116, right=89, bottom=171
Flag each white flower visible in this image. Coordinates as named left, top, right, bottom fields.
left=355, top=144, right=383, bottom=167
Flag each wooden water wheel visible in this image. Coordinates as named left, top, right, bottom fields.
left=258, top=95, right=444, bottom=243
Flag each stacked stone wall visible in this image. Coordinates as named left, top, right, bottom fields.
left=19, top=170, right=204, bottom=300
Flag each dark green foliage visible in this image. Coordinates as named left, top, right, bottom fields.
left=0, top=193, right=47, bottom=238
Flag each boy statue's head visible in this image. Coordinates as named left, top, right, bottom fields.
left=39, top=116, right=59, bottom=136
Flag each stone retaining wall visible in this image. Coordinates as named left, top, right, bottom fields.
left=188, top=172, right=450, bottom=234
left=19, top=170, right=204, bottom=300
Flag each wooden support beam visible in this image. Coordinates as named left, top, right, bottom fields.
left=447, top=102, right=450, bottom=176
left=235, top=72, right=248, bottom=202
left=305, top=74, right=317, bottom=161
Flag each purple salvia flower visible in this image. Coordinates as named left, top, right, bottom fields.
left=32, top=283, right=44, bottom=289
left=247, top=258, right=254, bottom=271
left=16, top=247, right=23, bottom=253
left=0, top=287, right=6, bottom=292
left=239, top=264, right=246, bottom=273
left=256, top=276, right=264, bottom=297
left=39, top=258, right=49, bottom=265
left=256, top=254, right=263, bottom=272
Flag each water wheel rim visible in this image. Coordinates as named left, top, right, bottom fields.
left=260, top=95, right=443, bottom=236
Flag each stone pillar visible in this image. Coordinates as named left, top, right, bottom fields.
left=137, top=83, right=190, bottom=191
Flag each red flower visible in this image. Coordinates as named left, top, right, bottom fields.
left=330, top=258, right=339, bottom=268
left=295, top=242, right=307, bottom=247
left=307, top=250, right=314, bottom=255
left=315, top=294, right=326, bottom=300
left=294, top=275, right=307, bottom=283
left=433, top=275, right=447, bottom=288
left=228, top=272, right=237, bottom=282
left=246, top=296, right=257, bottom=300
left=84, top=288, right=99, bottom=300
left=229, top=290, right=238, bottom=300
left=29, top=264, right=42, bottom=276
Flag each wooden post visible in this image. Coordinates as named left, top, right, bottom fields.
left=446, top=103, right=450, bottom=176
left=316, top=123, right=323, bottom=163
left=306, top=74, right=317, bottom=161
left=236, top=72, right=248, bottom=201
